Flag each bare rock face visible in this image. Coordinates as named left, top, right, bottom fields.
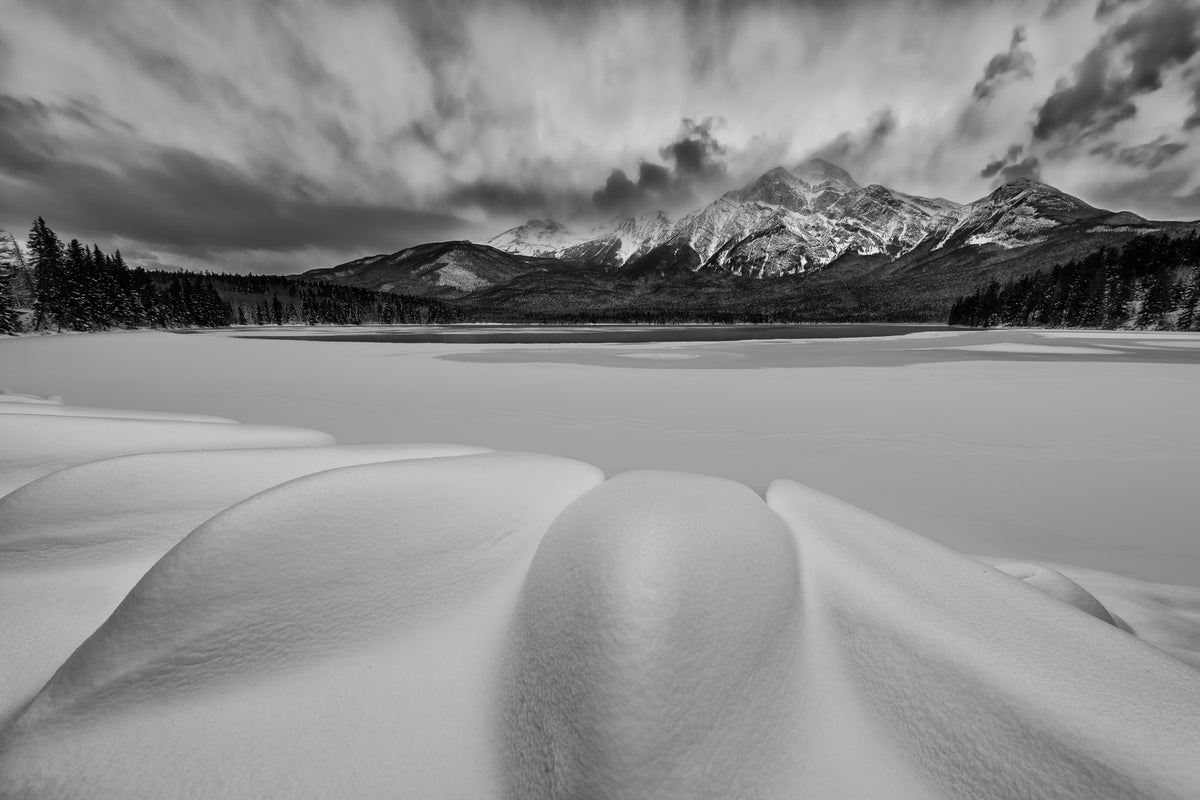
left=481, top=162, right=1123, bottom=281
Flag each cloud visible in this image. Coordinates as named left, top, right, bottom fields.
left=807, top=109, right=897, bottom=174
left=1095, top=0, right=1135, bottom=19
left=980, top=145, right=1042, bottom=183
left=0, top=94, right=477, bottom=266
left=1084, top=167, right=1200, bottom=219
left=973, top=27, right=1036, bottom=101
left=593, top=118, right=729, bottom=215
left=1090, top=136, right=1187, bottom=167
left=1187, top=63, right=1200, bottom=128
left=1033, top=0, right=1200, bottom=141
left=1044, top=0, right=1084, bottom=18
left=592, top=170, right=641, bottom=214
left=658, top=118, right=727, bottom=181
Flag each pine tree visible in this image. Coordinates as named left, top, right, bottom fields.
left=0, top=270, right=20, bottom=334
left=28, top=217, right=65, bottom=330
left=61, top=239, right=93, bottom=330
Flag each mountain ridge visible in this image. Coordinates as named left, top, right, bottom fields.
left=299, top=161, right=1196, bottom=321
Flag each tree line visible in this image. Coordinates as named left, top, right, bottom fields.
left=0, top=218, right=459, bottom=334
left=948, top=231, right=1200, bottom=330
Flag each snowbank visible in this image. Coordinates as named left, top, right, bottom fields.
left=2, top=395, right=1199, bottom=798
left=0, top=450, right=602, bottom=798
left=768, top=480, right=1200, bottom=798
left=0, top=442, right=492, bottom=725
left=502, top=472, right=803, bottom=799
left=0, top=411, right=334, bottom=496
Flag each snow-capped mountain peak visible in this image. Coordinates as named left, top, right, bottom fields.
left=482, top=162, right=1127, bottom=278
left=791, top=158, right=859, bottom=189
left=485, top=219, right=588, bottom=258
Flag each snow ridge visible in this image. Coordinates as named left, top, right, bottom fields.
left=483, top=163, right=1124, bottom=278
left=1, top=395, right=1198, bottom=798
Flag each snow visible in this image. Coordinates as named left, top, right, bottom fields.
left=0, top=411, right=334, bottom=496
left=435, top=263, right=492, bottom=291
left=503, top=471, right=804, bottom=798
left=483, top=164, right=1103, bottom=273
left=0, top=439, right=602, bottom=797
left=934, top=342, right=1119, bottom=355
left=0, top=437, right=492, bottom=727
left=767, top=480, right=1200, bottom=798
left=2, top=328, right=1200, bottom=796
left=3, top=328, right=1200, bottom=584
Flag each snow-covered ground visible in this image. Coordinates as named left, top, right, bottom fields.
left=1, top=327, right=1198, bottom=797
left=3, top=327, right=1199, bottom=583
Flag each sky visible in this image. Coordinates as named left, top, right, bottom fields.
left=1, top=0, right=1198, bottom=274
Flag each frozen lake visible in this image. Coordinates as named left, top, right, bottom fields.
left=226, top=323, right=953, bottom=344
left=3, top=326, right=1199, bottom=584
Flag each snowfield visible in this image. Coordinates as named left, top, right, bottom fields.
left=1, top=328, right=1199, bottom=797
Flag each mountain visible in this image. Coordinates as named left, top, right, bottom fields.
left=301, top=241, right=583, bottom=298
left=486, top=160, right=1109, bottom=281
left=303, top=161, right=1195, bottom=321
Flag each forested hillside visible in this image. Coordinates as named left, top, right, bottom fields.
left=0, top=219, right=458, bottom=334
left=948, top=232, right=1200, bottom=330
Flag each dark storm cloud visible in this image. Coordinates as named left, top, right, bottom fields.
left=980, top=145, right=1042, bottom=183
left=1086, top=168, right=1200, bottom=219
left=1091, top=137, right=1188, bottom=168
left=659, top=118, right=727, bottom=181
left=1095, top=0, right=1136, bottom=18
left=972, top=27, right=1035, bottom=101
left=593, top=170, right=639, bottom=214
left=1033, top=0, right=1200, bottom=141
left=445, top=180, right=566, bottom=218
left=637, top=162, right=672, bottom=193
left=0, top=96, right=58, bottom=177
left=808, top=108, right=896, bottom=168
left=0, top=99, right=474, bottom=260
left=593, top=118, right=729, bottom=214
left=1044, top=0, right=1083, bottom=17
left=1186, top=64, right=1200, bottom=128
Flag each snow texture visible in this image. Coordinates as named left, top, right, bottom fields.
left=1, top=393, right=1199, bottom=797
left=0, top=411, right=333, bottom=496
left=0, top=441, right=491, bottom=725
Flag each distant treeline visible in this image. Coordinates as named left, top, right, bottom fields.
left=948, top=231, right=1200, bottom=330
left=0, top=218, right=458, bottom=334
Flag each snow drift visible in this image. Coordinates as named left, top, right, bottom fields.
left=0, top=442, right=492, bottom=726
left=1, top=394, right=1198, bottom=798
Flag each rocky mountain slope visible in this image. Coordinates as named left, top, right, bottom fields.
left=301, top=241, right=571, bottom=299
left=483, top=159, right=1054, bottom=277
left=302, top=161, right=1193, bottom=321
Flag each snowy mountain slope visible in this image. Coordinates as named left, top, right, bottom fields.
left=305, top=160, right=1186, bottom=312
left=301, top=241, right=578, bottom=297
left=487, top=211, right=674, bottom=269
left=482, top=161, right=1140, bottom=280
left=934, top=178, right=1118, bottom=250
left=479, top=161, right=1143, bottom=283
left=485, top=219, right=591, bottom=258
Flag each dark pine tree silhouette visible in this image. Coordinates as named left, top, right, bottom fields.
left=0, top=269, right=19, bottom=334
left=950, top=231, right=1200, bottom=330
left=28, top=217, right=65, bottom=331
